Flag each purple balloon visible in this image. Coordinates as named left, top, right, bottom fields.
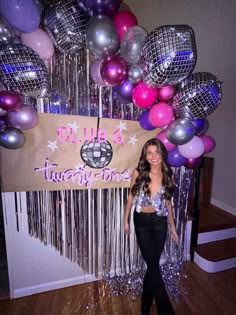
left=197, top=118, right=209, bottom=135
left=139, top=111, right=156, bottom=130
left=7, top=105, right=39, bottom=130
left=0, top=0, right=40, bottom=33
left=0, top=117, right=7, bottom=131
left=90, top=59, right=105, bottom=86
left=78, top=0, right=121, bottom=17
left=192, top=118, right=207, bottom=134
left=0, top=91, right=22, bottom=112
left=114, top=79, right=135, bottom=102
left=0, top=127, right=25, bottom=149
left=184, top=157, right=202, bottom=169
left=167, top=147, right=187, bottom=167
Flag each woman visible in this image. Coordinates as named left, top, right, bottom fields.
left=124, top=138, right=178, bottom=315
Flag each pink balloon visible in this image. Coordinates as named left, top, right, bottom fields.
left=200, top=135, right=216, bottom=154
left=0, top=91, right=22, bottom=112
left=184, top=157, right=202, bottom=169
left=156, top=85, right=176, bottom=102
left=91, top=59, right=105, bottom=86
left=178, top=136, right=205, bottom=159
left=132, top=82, right=157, bottom=109
left=101, top=54, right=127, bottom=87
left=20, top=28, right=54, bottom=60
left=149, top=102, right=174, bottom=128
left=113, top=10, right=138, bottom=42
left=156, top=130, right=176, bottom=151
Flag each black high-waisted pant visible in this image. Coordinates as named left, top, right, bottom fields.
left=134, top=211, right=175, bottom=315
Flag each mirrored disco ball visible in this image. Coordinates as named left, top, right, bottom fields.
left=0, top=44, right=49, bottom=97
left=140, top=25, right=197, bottom=87
left=44, top=0, right=90, bottom=54
left=80, top=138, right=113, bottom=169
left=172, top=72, right=222, bottom=119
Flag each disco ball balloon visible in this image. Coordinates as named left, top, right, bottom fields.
left=140, top=25, right=197, bottom=87
left=44, top=0, right=89, bottom=54
left=172, top=72, right=222, bottom=119
left=80, top=138, right=113, bottom=168
left=0, top=44, right=49, bottom=97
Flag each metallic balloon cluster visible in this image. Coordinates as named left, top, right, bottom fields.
left=140, top=25, right=197, bottom=87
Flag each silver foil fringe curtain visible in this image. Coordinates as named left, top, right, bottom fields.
left=22, top=49, right=193, bottom=298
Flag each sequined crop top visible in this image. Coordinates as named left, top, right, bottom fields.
left=132, top=186, right=168, bottom=216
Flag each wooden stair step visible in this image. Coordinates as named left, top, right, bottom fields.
left=195, top=237, right=236, bottom=262
left=199, top=204, right=236, bottom=233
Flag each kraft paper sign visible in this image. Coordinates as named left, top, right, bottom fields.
left=0, top=113, right=159, bottom=192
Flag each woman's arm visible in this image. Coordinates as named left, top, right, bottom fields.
left=124, top=169, right=138, bottom=235
left=166, top=199, right=179, bottom=244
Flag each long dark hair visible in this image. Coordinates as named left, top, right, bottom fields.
left=131, top=138, right=175, bottom=200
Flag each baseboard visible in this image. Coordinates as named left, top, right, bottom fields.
left=194, top=251, right=236, bottom=273
left=211, top=198, right=236, bottom=216
left=12, top=274, right=97, bottom=299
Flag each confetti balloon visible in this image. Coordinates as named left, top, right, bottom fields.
left=140, top=25, right=197, bottom=87
left=44, top=0, right=89, bottom=54
left=0, top=127, right=25, bottom=149
left=172, top=72, right=222, bottom=119
left=120, top=26, right=147, bottom=65
left=0, top=44, right=49, bottom=97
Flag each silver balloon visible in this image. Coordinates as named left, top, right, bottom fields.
left=166, top=118, right=195, bottom=145
left=0, top=107, right=7, bottom=116
left=140, top=25, right=197, bottom=87
left=0, top=17, right=15, bottom=45
left=128, top=64, right=143, bottom=84
left=85, top=15, right=119, bottom=58
left=0, top=44, right=49, bottom=97
left=172, top=72, right=222, bottom=119
left=0, top=127, right=25, bottom=149
left=120, top=26, right=147, bottom=65
left=7, top=105, right=39, bottom=130
left=44, top=0, right=89, bottom=54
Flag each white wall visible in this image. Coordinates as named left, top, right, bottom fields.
left=127, top=0, right=236, bottom=214
left=3, top=192, right=96, bottom=299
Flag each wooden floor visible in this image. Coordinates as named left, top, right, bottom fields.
left=0, top=262, right=235, bottom=315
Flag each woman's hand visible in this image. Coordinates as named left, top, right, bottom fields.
left=124, top=221, right=130, bottom=235
left=170, top=226, right=179, bottom=244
